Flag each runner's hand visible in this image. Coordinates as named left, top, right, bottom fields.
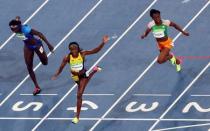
left=141, top=34, right=145, bottom=39
left=103, top=35, right=109, bottom=43
left=48, top=44, right=54, bottom=53
left=182, top=31, right=189, bottom=36
left=51, top=74, right=58, bottom=80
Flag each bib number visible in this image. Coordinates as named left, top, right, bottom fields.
left=39, top=46, right=44, bottom=54
left=16, top=33, right=28, bottom=41
left=153, top=31, right=165, bottom=38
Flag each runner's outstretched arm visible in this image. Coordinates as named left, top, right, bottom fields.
left=170, top=21, right=189, bottom=36
left=31, top=29, right=54, bottom=52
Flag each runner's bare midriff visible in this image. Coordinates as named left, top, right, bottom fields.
left=156, top=36, right=168, bottom=42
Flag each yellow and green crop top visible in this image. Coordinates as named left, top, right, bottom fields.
left=148, top=19, right=171, bottom=38
left=69, top=53, right=84, bottom=72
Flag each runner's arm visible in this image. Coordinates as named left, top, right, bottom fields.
left=82, top=35, right=109, bottom=56
left=52, top=56, right=68, bottom=80
left=170, top=21, right=189, bottom=36
left=31, top=29, right=54, bottom=52
left=141, top=28, right=151, bottom=39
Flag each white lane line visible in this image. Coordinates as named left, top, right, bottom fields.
left=153, top=122, right=210, bottom=131
left=162, top=119, right=210, bottom=122
left=182, top=0, right=191, bottom=4
left=32, top=1, right=158, bottom=130
left=2, top=117, right=210, bottom=122
left=0, top=117, right=157, bottom=121
left=0, top=117, right=42, bottom=120
left=79, top=94, right=114, bottom=96
left=20, top=94, right=58, bottom=96
left=0, top=0, right=49, bottom=50
left=34, top=118, right=210, bottom=122
left=89, top=1, right=159, bottom=130
left=91, top=1, right=210, bottom=131
left=191, top=94, right=210, bottom=97
left=148, top=1, right=210, bottom=131
left=133, top=94, right=171, bottom=97
left=0, top=0, right=103, bottom=107
left=48, top=118, right=157, bottom=121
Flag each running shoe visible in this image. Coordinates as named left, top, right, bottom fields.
left=33, top=87, right=41, bottom=96
left=72, top=117, right=79, bottom=124
left=93, top=66, right=102, bottom=72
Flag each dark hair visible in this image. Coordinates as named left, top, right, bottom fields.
left=9, top=19, right=21, bottom=26
left=150, top=9, right=160, bottom=17
left=69, top=42, right=82, bottom=52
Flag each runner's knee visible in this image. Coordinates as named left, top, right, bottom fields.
left=157, top=58, right=164, bottom=64
left=27, top=66, right=33, bottom=74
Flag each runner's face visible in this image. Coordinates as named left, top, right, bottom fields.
left=152, top=13, right=161, bottom=24
left=70, top=45, right=79, bottom=56
left=10, top=25, right=21, bottom=33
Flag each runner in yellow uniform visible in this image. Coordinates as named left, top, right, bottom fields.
left=52, top=35, right=109, bottom=124
left=141, top=9, right=189, bottom=72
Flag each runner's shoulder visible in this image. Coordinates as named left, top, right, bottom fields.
left=21, top=24, right=32, bottom=34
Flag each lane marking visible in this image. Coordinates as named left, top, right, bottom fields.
left=133, top=94, right=171, bottom=97
left=153, top=122, right=210, bottom=131
left=182, top=0, right=191, bottom=4
left=79, top=94, right=114, bottom=96
left=0, top=117, right=157, bottom=121
left=1, top=117, right=210, bottom=122
left=20, top=94, right=58, bottom=96
left=191, top=94, right=210, bottom=97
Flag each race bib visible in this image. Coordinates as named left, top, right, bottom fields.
left=153, top=31, right=165, bottom=38
left=39, top=46, right=44, bottom=54
left=16, top=33, right=28, bottom=41
left=71, top=64, right=83, bottom=72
